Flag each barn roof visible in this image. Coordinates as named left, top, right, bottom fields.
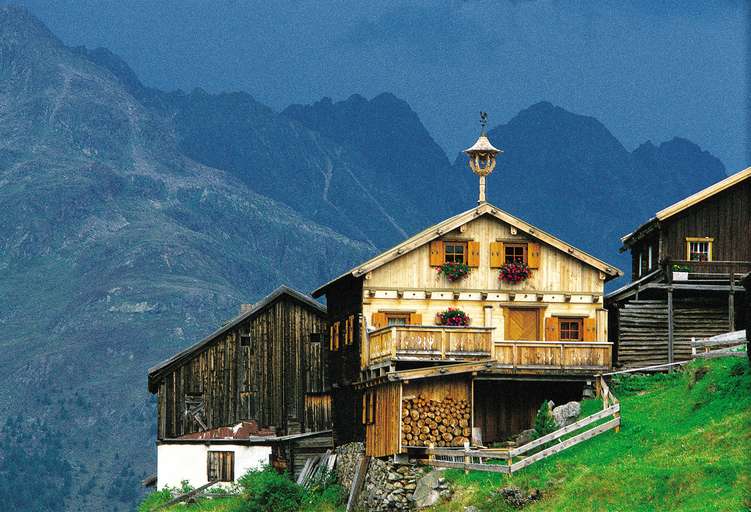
left=312, top=202, right=622, bottom=297
left=621, top=166, right=751, bottom=248
left=147, top=285, right=325, bottom=392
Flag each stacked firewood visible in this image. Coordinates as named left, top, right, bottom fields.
left=401, top=394, right=471, bottom=447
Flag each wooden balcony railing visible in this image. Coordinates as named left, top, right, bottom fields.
left=365, top=326, right=493, bottom=367
left=667, top=260, right=751, bottom=285
left=493, top=340, right=612, bottom=373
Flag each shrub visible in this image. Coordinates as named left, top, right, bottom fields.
left=532, top=400, right=557, bottom=440
left=238, top=466, right=303, bottom=512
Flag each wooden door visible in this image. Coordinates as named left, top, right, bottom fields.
left=506, top=308, right=540, bottom=341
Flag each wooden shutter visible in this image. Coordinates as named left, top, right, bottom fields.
left=490, top=242, right=505, bottom=268
left=429, top=241, right=444, bottom=266
left=528, top=242, right=541, bottom=269
left=371, top=312, right=387, bottom=329
left=409, top=313, right=422, bottom=325
left=467, top=241, right=480, bottom=267
left=545, top=317, right=559, bottom=341
left=583, top=318, right=597, bottom=342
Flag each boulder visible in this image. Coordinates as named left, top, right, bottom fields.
left=413, top=469, right=445, bottom=509
left=514, top=428, right=536, bottom=446
left=552, top=401, right=581, bottom=427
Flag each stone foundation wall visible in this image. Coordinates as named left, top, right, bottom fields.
left=359, top=457, right=422, bottom=511
left=334, top=442, right=427, bottom=511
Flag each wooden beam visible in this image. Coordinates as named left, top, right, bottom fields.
left=667, top=288, right=674, bottom=365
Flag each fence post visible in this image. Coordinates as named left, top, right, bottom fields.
left=428, top=443, right=435, bottom=464
left=463, top=439, right=470, bottom=474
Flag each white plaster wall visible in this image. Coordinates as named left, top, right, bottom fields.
left=157, top=443, right=272, bottom=490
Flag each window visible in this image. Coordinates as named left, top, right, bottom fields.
left=444, top=242, right=466, bottom=264
left=504, top=243, right=528, bottom=264
left=386, top=313, right=409, bottom=326
left=207, top=451, right=234, bottom=482
left=638, top=251, right=643, bottom=277
left=240, top=333, right=252, bottom=347
left=362, top=391, right=376, bottom=425
left=558, top=318, right=583, bottom=341
left=686, top=238, right=712, bottom=262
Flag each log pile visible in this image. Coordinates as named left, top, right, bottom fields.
left=401, top=395, right=470, bottom=447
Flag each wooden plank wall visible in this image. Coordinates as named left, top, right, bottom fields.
left=616, top=298, right=730, bottom=367
left=326, top=276, right=366, bottom=446
left=156, top=296, right=328, bottom=439
left=473, top=380, right=583, bottom=444
left=661, top=178, right=751, bottom=262
left=367, top=215, right=605, bottom=294
left=365, top=382, right=401, bottom=457
left=402, top=375, right=471, bottom=403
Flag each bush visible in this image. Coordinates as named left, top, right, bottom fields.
left=532, top=400, right=557, bottom=440
left=238, top=466, right=303, bottom=512
left=301, top=469, right=344, bottom=511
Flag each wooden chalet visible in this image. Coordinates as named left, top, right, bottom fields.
left=606, top=167, right=751, bottom=367
left=147, top=286, right=331, bottom=482
left=312, top=125, right=622, bottom=457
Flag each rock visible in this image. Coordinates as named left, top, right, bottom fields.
left=515, top=428, right=536, bottom=446
left=465, top=507, right=479, bottom=512
left=499, top=486, right=527, bottom=508
left=552, top=401, right=581, bottom=427
left=413, top=470, right=445, bottom=509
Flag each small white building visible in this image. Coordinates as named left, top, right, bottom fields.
left=156, top=421, right=274, bottom=489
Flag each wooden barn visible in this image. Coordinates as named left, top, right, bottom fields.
left=312, top=127, right=622, bottom=457
left=606, top=167, right=751, bottom=368
left=147, top=285, right=332, bottom=487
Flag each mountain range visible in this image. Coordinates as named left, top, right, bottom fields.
left=0, top=6, right=726, bottom=511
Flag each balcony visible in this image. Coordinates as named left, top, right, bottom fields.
left=667, top=260, right=751, bottom=286
left=364, top=326, right=493, bottom=368
left=493, top=340, right=612, bottom=374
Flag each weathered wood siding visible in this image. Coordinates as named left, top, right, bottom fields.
left=326, top=275, right=366, bottom=446
left=661, top=178, right=751, bottom=262
left=156, top=296, right=329, bottom=439
left=615, top=298, right=730, bottom=367
left=364, top=382, right=401, bottom=457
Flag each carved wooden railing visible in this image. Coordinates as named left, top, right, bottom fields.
left=493, top=340, right=613, bottom=373
left=365, top=326, right=493, bottom=367
left=423, top=375, right=620, bottom=474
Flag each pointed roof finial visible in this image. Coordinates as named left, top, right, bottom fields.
left=480, top=111, right=488, bottom=135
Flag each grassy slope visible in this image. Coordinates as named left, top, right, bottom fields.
left=437, top=357, right=751, bottom=512
left=140, top=358, right=750, bottom=512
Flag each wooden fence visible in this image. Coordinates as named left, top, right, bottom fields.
left=423, top=375, right=620, bottom=474
left=691, top=330, right=747, bottom=359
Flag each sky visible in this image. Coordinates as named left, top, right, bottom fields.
left=12, top=0, right=750, bottom=171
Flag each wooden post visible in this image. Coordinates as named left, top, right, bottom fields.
left=428, top=442, right=435, bottom=463
left=742, top=273, right=751, bottom=365
left=728, top=272, right=735, bottom=332
left=463, top=439, right=470, bottom=474
left=667, top=288, right=674, bottom=366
